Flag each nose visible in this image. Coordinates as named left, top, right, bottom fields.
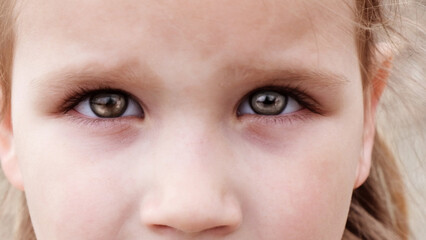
left=141, top=182, right=242, bottom=234
left=141, top=167, right=242, bottom=235
left=140, top=124, right=242, bottom=235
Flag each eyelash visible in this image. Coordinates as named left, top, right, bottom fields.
left=237, top=85, right=322, bottom=116
left=60, top=86, right=131, bottom=114
left=59, top=84, right=322, bottom=124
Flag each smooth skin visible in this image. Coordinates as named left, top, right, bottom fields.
left=1, top=0, right=387, bottom=239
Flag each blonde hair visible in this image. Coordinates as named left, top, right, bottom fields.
left=0, top=0, right=424, bottom=239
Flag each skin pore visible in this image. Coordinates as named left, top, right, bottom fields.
left=1, top=0, right=378, bottom=239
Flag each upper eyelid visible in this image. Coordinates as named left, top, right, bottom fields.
left=34, top=64, right=347, bottom=112
left=33, top=63, right=347, bottom=115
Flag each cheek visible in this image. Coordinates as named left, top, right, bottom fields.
left=235, top=116, right=363, bottom=238
left=13, top=122, right=144, bottom=239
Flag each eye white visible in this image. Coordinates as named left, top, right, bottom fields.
left=74, top=96, right=143, bottom=118
left=238, top=95, right=302, bottom=115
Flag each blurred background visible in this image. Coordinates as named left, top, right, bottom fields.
left=377, top=0, right=426, bottom=238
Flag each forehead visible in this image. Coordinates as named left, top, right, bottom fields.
left=16, top=0, right=355, bottom=55
left=14, top=0, right=359, bottom=87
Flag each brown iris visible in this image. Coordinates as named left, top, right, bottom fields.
left=250, top=91, right=287, bottom=115
left=89, top=92, right=128, bottom=118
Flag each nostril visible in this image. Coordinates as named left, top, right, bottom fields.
left=151, top=224, right=171, bottom=230
left=142, top=201, right=243, bottom=235
left=148, top=224, right=178, bottom=234
left=149, top=223, right=239, bottom=235
left=143, top=206, right=242, bottom=234
left=204, top=225, right=241, bottom=235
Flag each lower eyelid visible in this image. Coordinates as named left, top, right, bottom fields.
left=240, top=109, right=314, bottom=126
left=63, top=112, right=142, bottom=133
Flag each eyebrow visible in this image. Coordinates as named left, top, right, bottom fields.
left=31, top=62, right=350, bottom=94
left=31, top=63, right=152, bottom=90
left=222, top=64, right=350, bottom=90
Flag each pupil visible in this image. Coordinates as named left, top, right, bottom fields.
left=263, top=95, right=277, bottom=105
left=105, top=98, right=115, bottom=106
left=250, top=91, right=287, bottom=115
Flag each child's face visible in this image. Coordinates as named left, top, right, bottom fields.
left=9, top=0, right=370, bottom=239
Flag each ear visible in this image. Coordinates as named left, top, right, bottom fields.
left=354, top=54, right=392, bottom=189
left=0, top=107, right=24, bottom=191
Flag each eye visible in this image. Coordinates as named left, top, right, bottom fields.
left=238, top=89, right=303, bottom=116
left=74, top=91, right=143, bottom=118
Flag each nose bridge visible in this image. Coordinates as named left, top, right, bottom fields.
left=140, top=118, right=242, bottom=234
left=158, top=112, right=222, bottom=164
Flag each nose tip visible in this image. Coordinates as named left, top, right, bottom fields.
left=141, top=191, right=242, bottom=235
